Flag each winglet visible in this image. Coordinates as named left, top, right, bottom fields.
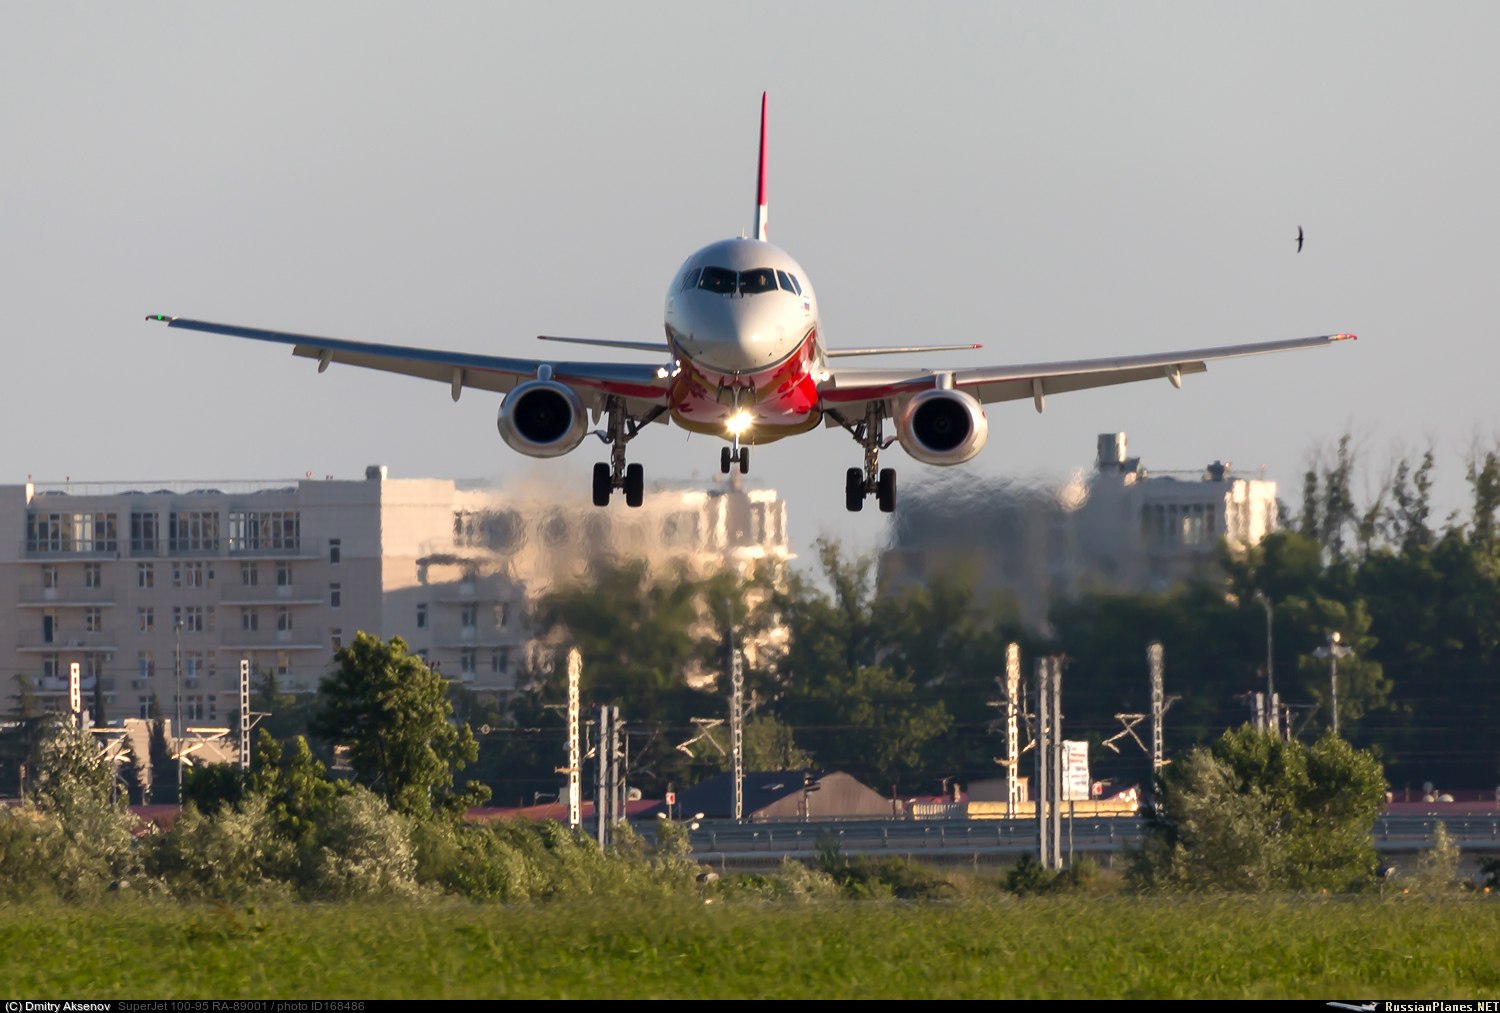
left=1331, top=333, right=1357, bottom=341
left=146, top=314, right=176, bottom=322
left=753, top=92, right=768, bottom=242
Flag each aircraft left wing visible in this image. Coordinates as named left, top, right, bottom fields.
left=147, top=316, right=672, bottom=412
left=819, top=332, right=1356, bottom=418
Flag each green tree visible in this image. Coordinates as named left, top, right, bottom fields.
left=310, top=633, right=488, bottom=817
left=1133, top=726, right=1387, bottom=893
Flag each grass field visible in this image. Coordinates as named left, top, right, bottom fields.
left=3, top=893, right=1497, bottom=999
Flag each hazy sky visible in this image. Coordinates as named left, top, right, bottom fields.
left=5, top=3, right=1499, bottom=569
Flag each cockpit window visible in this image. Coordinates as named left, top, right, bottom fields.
left=698, top=266, right=737, bottom=295
left=739, top=268, right=778, bottom=295
left=680, top=267, right=702, bottom=293
left=775, top=270, right=794, bottom=293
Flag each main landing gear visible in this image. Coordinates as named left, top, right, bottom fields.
left=591, top=397, right=662, bottom=508
left=835, top=403, right=898, bottom=513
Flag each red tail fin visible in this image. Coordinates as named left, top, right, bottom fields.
left=754, top=93, right=768, bottom=241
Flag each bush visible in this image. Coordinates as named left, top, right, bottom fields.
left=1131, top=727, right=1387, bottom=894
left=305, top=788, right=420, bottom=899
left=1409, top=822, right=1464, bottom=893
left=145, top=795, right=294, bottom=901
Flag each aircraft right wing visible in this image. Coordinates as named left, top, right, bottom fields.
left=819, top=332, right=1356, bottom=418
left=148, top=316, right=671, bottom=414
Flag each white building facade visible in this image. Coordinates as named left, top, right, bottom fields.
left=0, top=467, right=790, bottom=719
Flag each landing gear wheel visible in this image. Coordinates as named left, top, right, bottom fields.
left=738, top=447, right=750, bottom=474
left=720, top=447, right=732, bottom=474
left=592, top=462, right=611, bottom=507
left=624, top=463, right=645, bottom=508
left=877, top=468, right=897, bottom=513
left=845, top=468, right=864, bottom=512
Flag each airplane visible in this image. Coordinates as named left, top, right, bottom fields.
left=149, top=94, right=1355, bottom=514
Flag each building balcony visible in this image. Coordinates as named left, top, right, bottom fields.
left=17, top=584, right=118, bottom=606
left=215, top=629, right=327, bottom=651
left=217, top=584, right=324, bottom=605
left=16, top=630, right=119, bottom=652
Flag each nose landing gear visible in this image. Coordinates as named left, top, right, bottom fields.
left=720, top=443, right=750, bottom=475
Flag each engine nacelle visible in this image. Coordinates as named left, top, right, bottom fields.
left=497, top=379, right=589, bottom=458
left=895, top=388, right=989, bottom=466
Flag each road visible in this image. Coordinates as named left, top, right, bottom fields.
left=671, top=814, right=1500, bottom=871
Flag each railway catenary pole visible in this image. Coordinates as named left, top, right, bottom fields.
left=1035, top=657, right=1050, bottom=869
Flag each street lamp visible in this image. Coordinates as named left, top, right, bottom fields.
left=1313, top=631, right=1353, bottom=738
left=1252, top=591, right=1275, bottom=734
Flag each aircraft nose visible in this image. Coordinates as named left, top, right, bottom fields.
left=685, top=296, right=790, bottom=372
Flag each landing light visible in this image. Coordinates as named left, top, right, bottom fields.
left=725, top=409, right=754, bottom=436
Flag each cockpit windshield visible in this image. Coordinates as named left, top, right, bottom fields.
left=694, top=266, right=802, bottom=297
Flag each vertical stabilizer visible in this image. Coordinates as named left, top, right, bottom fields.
left=753, top=92, right=768, bottom=241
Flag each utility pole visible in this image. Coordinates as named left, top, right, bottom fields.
left=1148, top=641, right=1167, bottom=790
left=729, top=621, right=744, bottom=823
left=1034, top=657, right=1049, bottom=868
left=1253, top=591, right=1275, bottom=733
left=239, top=660, right=251, bottom=771
left=566, top=649, right=581, bottom=829
left=69, top=661, right=82, bottom=730
left=1034, top=656, right=1064, bottom=870
left=174, top=618, right=184, bottom=799
left=1048, top=656, right=1062, bottom=871
left=1004, top=643, right=1021, bottom=819
left=595, top=704, right=611, bottom=846
left=1314, top=632, right=1352, bottom=738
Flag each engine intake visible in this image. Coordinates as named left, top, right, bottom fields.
left=497, top=379, right=589, bottom=458
left=896, top=388, right=988, bottom=466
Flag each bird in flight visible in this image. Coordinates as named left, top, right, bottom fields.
left=1296, top=226, right=1304, bottom=253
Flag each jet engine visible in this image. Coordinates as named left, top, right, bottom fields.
left=895, top=388, right=988, bottom=466
left=497, top=379, right=589, bottom=458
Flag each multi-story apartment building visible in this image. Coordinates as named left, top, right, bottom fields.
left=1, top=467, right=791, bottom=721
left=880, top=433, right=1279, bottom=627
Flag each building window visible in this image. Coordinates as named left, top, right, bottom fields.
left=491, top=648, right=510, bottom=674
left=275, top=651, right=289, bottom=677
left=83, top=563, right=102, bottom=589
left=330, top=583, right=341, bottom=609
left=138, top=696, right=151, bottom=719
left=173, top=561, right=211, bottom=588
left=184, top=653, right=204, bottom=678
left=26, top=511, right=118, bottom=553
left=460, top=648, right=476, bottom=675
left=137, top=607, right=154, bottom=634
left=138, top=651, right=155, bottom=679
left=227, top=510, right=300, bottom=553
left=276, top=607, right=291, bottom=632
left=84, top=607, right=103, bottom=633
left=416, top=604, right=428, bottom=629
left=41, top=565, right=60, bottom=589
left=174, top=606, right=205, bottom=633
left=241, top=609, right=259, bottom=632
left=330, top=628, right=342, bottom=652
left=137, top=563, right=154, bottom=589
left=494, top=602, right=511, bottom=629
left=42, top=655, right=59, bottom=680
left=84, top=654, right=103, bottom=679
left=131, top=512, right=159, bottom=554
left=168, top=510, right=220, bottom=553
left=460, top=604, right=477, bottom=630
left=241, top=562, right=259, bottom=586
left=329, top=539, right=341, bottom=565
left=276, top=562, right=292, bottom=587
left=185, top=695, right=205, bottom=721
left=208, top=695, right=218, bottom=720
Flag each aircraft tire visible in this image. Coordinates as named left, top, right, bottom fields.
left=625, top=463, right=645, bottom=508
left=877, top=468, right=897, bottom=513
left=720, top=447, right=731, bottom=474
left=592, top=463, right=611, bottom=507
left=845, top=468, right=864, bottom=512
left=739, top=447, right=750, bottom=474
